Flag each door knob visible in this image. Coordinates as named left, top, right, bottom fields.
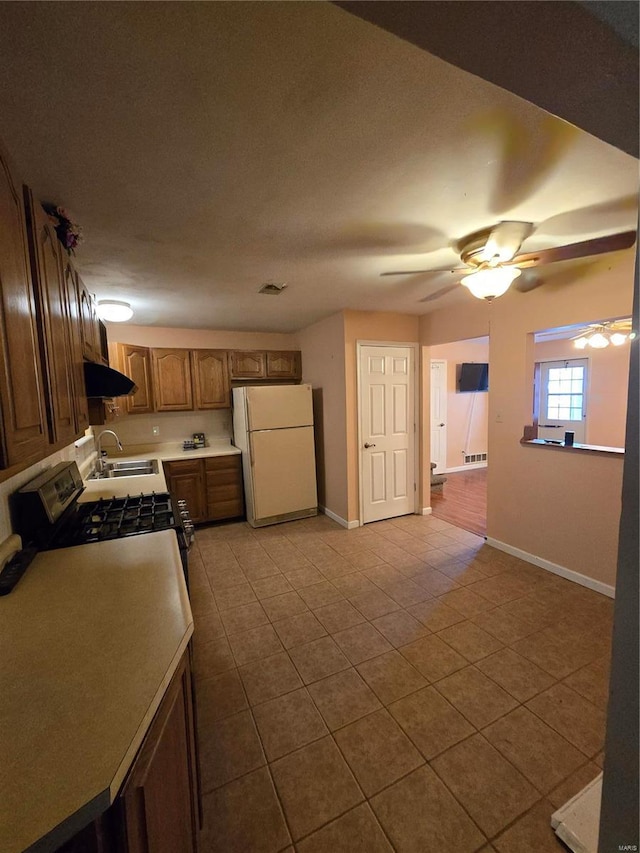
left=364, top=442, right=376, bottom=448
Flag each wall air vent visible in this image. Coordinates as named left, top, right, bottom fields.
left=259, top=281, right=288, bottom=295
left=464, top=452, right=488, bottom=465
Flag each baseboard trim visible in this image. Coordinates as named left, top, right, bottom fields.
left=446, top=462, right=488, bottom=473
left=319, top=506, right=360, bottom=529
left=418, top=507, right=433, bottom=516
left=485, top=537, right=615, bottom=598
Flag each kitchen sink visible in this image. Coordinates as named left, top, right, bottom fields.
left=87, top=459, right=160, bottom=480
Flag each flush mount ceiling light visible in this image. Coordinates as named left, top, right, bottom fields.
left=460, top=266, right=521, bottom=301
left=96, top=300, right=133, bottom=322
left=572, top=320, right=636, bottom=350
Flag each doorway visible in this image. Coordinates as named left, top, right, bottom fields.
left=358, top=343, right=416, bottom=524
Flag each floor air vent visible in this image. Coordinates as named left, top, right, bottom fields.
left=464, top=452, right=487, bottom=464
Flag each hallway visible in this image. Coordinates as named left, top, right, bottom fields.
left=431, top=467, right=488, bottom=538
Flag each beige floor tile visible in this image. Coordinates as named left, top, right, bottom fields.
left=228, top=623, right=284, bottom=666
left=318, top=557, right=359, bottom=580
left=436, top=620, right=504, bottom=662
left=364, top=564, right=407, bottom=588
left=253, top=687, right=328, bottom=760
left=296, top=803, right=392, bottom=852
left=199, top=709, right=266, bottom=791
left=334, top=708, right=424, bottom=796
left=371, top=765, right=486, bottom=853
left=261, top=590, right=308, bottom=622
left=432, top=734, right=539, bottom=838
left=271, top=736, right=364, bottom=841
left=345, top=549, right=387, bottom=570
left=439, top=587, right=495, bottom=617
left=251, top=574, right=293, bottom=600
left=493, top=799, right=566, bottom=852
left=526, top=683, right=607, bottom=757
left=400, top=634, right=467, bottom=681
left=407, top=598, right=464, bottom=631
left=383, top=579, right=432, bottom=608
left=467, top=573, right=537, bottom=605
left=499, top=596, right=557, bottom=632
left=192, top=636, right=236, bottom=679
left=333, top=622, right=393, bottom=664
left=356, top=650, right=428, bottom=705
left=205, top=566, right=247, bottom=592
left=350, top=588, right=401, bottom=619
left=220, top=601, right=269, bottom=636
left=289, top=635, right=351, bottom=684
left=214, top=581, right=257, bottom=611
left=272, top=611, right=327, bottom=649
left=484, top=706, right=585, bottom=792
left=472, top=606, right=539, bottom=644
left=200, top=767, right=291, bottom=853
left=371, top=609, right=429, bottom=647
left=332, top=572, right=378, bottom=597
left=283, top=565, right=324, bottom=589
left=193, top=611, right=225, bottom=646
left=196, top=668, right=248, bottom=726
left=307, top=668, right=381, bottom=731
left=239, top=651, right=303, bottom=706
left=389, top=686, right=474, bottom=759
left=562, top=656, right=610, bottom=710
left=512, top=626, right=602, bottom=679
left=190, top=587, right=217, bottom=617
left=547, top=761, right=601, bottom=809
left=411, top=568, right=460, bottom=596
left=438, top=563, right=489, bottom=586
left=476, top=647, right=555, bottom=702
left=243, top=560, right=281, bottom=582
left=298, top=580, right=343, bottom=609
left=314, top=599, right=366, bottom=633
left=436, top=665, right=518, bottom=728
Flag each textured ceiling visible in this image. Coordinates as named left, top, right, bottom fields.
left=0, top=2, right=636, bottom=332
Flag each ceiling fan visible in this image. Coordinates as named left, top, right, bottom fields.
left=381, top=221, right=637, bottom=302
left=570, top=318, right=635, bottom=349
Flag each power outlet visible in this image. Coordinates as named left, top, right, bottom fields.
left=152, top=425, right=160, bottom=436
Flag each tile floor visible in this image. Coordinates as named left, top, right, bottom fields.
left=189, top=513, right=613, bottom=852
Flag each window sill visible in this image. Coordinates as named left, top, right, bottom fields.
left=520, top=439, right=624, bottom=456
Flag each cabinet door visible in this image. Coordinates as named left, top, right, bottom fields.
left=79, top=279, right=100, bottom=362
left=191, top=349, right=230, bottom=409
left=229, top=350, right=266, bottom=379
left=266, top=350, right=301, bottom=379
left=24, top=189, right=78, bottom=447
left=0, top=147, right=48, bottom=468
left=164, top=460, right=205, bottom=522
left=205, top=455, right=244, bottom=520
left=152, top=349, right=193, bottom=411
left=62, top=263, right=90, bottom=432
left=119, top=652, right=198, bottom=853
left=120, top=344, right=155, bottom=414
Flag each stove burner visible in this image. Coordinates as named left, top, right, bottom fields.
left=60, top=492, right=180, bottom=547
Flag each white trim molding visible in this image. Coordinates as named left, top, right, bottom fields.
left=446, top=462, right=488, bottom=473
left=320, top=506, right=360, bottom=530
left=485, top=537, right=615, bottom=598
left=418, top=507, right=433, bottom=516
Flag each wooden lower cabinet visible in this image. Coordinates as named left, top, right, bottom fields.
left=164, top=455, right=243, bottom=523
left=57, top=650, right=199, bottom=853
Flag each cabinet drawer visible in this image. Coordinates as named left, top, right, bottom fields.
left=205, top=455, right=241, bottom=473
left=206, top=470, right=241, bottom=488
left=164, top=459, right=203, bottom=476
left=207, top=497, right=244, bottom=520
left=207, top=483, right=242, bottom=502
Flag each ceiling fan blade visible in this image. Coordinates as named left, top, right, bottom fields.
left=509, top=230, right=637, bottom=268
left=483, top=221, right=534, bottom=263
left=419, top=283, right=459, bottom=303
left=381, top=266, right=466, bottom=277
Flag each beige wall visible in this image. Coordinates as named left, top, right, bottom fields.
left=343, top=311, right=420, bottom=522
left=107, top=324, right=299, bottom=350
left=421, top=250, right=635, bottom=587
left=104, top=410, right=232, bottom=448
left=430, top=338, right=490, bottom=470
left=534, top=337, right=629, bottom=448
left=299, top=312, right=349, bottom=522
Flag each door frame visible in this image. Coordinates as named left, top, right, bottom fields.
left=356, top=340, right=419, bottom=526
left=430, top=359, right=448, bottom=474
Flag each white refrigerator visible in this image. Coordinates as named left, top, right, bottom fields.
left=232, top=384, right=318, bottom=527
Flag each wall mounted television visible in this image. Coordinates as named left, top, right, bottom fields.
left=458, top=362, right=489, bottom=393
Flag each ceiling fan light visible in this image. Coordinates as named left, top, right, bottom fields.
left=96, top=300, right=134, bottom=322
left=460, top=266, right=521, bottom=301
left=573, top=337, right=589, bottom=349
left=610, top=332, right=627, bottom=346
left=588, top=332, right=609, bottom=349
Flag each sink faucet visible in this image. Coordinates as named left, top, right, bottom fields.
left=96, top=430, right=124, bottom=472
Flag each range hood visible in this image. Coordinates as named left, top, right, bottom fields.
left=83, top=362, right=137, bottom=398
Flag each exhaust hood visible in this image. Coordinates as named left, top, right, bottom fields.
left=83, top=362, right=137, bottom=398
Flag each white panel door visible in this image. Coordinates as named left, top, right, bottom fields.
left=360, top=345, right=414, bottom=523
left=430, top=360, right=447, bottom=473
left=538, top=358, right=587, bottom=443
left=250, top=426, right=317, bottom=519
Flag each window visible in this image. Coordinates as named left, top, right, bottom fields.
left=538, top=358, right=588, bottom=442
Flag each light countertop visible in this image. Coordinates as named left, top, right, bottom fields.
left=79, top=439, right=241, bottom=501
left=0, top=531, right=193, bottom=853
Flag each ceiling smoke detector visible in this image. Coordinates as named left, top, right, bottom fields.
left=258, top=281, right=288, bottom=295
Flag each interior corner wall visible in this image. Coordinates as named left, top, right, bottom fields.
left=430, top=339, right=490, bottom=470
left=343, top=311, right=420, bottom=523
left=298, top=312, right=349, bottom=524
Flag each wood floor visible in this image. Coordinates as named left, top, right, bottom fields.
left=430, top=467, right=487, bottom=537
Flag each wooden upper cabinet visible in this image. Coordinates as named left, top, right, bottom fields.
left=62, top=263, right=90, bottom=433
left=24, top=189, right=79, bottom=448
left=266, top=350, right=301, bottom=380
left=78, top=278, right=101, bottom=363
left=229, top=350, right=266, bottom=380
left=152, top=348, right=193, bottom=411
left=119, top=344, right=154, bottom=414
left=191, top=349, right=230, bottom=409
left=0, top=148, right=48, bottom=469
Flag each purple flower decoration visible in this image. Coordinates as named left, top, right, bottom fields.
left=43, top=203, right=83, bottom=255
